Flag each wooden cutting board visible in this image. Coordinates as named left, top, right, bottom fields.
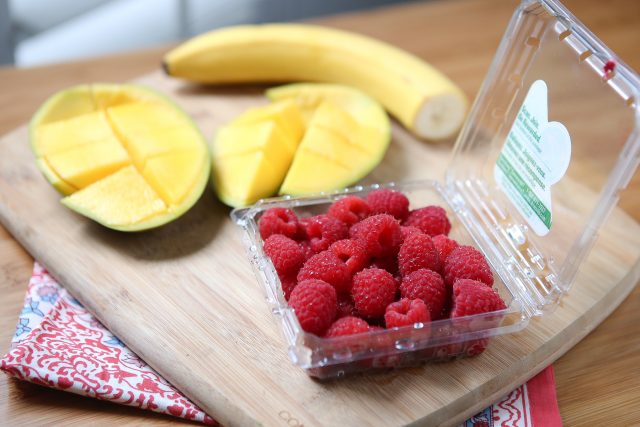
left=0, top=70, right=639, bottom=427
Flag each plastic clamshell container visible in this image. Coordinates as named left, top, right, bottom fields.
left=232, top=0, right=640, bottom=378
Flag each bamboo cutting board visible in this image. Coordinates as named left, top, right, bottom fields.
left=0, top=70, right=639, bottom=427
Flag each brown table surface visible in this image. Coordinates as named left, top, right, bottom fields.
left=1, top=0, right=639, bottom=425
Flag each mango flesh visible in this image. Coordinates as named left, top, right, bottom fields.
left=33, top=111, right=114, bottom=157
left=30, top=84, right=210, bottom=231
left=211, top=84, right=390, bottom=207
left=143, top=148, right=206, bottom=206
left=211, top=116, right=302, bottom=208
left=230, top=100, right=305, bottom=154
left=108, top=105, right=201, bottom=169
left=45, top=136, right=131, bottom=189
left=266, top=83, right=390, bottom=135
left=279, top=103, right=372, bottom=194
left=62, top=166, right=168, bottom=227
left=269, top=84, right=390, bottom=196
left=32, top=85, right=96, bottom=125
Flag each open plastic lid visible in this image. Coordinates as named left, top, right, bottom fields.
left=444, top=0, right=640, bottom=316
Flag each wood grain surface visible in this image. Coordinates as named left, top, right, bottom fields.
left=1, top=0, right=639, bottom=425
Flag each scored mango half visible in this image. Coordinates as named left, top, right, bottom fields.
left=30, top=84, right=210, bottom=231
left=211, top=84, right=391, bottom=207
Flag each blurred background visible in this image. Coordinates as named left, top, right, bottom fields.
left=0, top=0, right=413, bottom=67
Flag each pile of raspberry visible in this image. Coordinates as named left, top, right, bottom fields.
left=259, top=188, right=506, bottom=340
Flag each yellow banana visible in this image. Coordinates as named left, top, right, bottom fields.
left=163, top=24, right=467, bottom=141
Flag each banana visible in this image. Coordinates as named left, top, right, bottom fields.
left=163, top=24, right=467, bottom=141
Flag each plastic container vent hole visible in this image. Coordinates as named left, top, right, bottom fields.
left=526, top=37, right=540, bottom=48
left=559, top=29, right=571, bottom=40
left=579, top=50, right=593, bottom=62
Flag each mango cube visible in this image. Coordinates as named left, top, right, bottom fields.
left=281, top=125, right=370, bottom=194
left=214, top=151, right=282, bottom=207
left=114, top=125, right=202, bottom=169
left=230, top=100, right=305, bottom=155
left=143, top=148, right=206, bottom=205
left=212, top=120, right=297, bottom=207
left=107, top=103, right=192, bottom=135
left=33, top=111, right=115, bottom=157
left=45, top=137, right=131, bottom=189
left=62, top=166, right=167, bottom=227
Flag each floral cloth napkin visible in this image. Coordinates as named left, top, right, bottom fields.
left=1, top=263, right=562, bottom=426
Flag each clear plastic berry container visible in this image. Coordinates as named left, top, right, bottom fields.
left=232, top=0, right=640, bottom=379
left=232, top=181, right=526, bottom=378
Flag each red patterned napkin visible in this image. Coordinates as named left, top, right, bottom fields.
left=1, top=263, right=562, bottom=426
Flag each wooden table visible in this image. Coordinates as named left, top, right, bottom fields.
left=1, top=0, right=639, bottom=425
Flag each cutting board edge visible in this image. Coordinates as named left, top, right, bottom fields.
left=428, top=258, right=640, bottom=427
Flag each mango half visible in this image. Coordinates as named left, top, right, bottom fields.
left=211, top=84, right=390, bottom=207
left=30, top=84, right=210, bottom=231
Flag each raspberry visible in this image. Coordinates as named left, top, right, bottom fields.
left=337, top=295, right=358, bottom=318
left=450, top=279, right=506, bottom=317
left=400, top=225, right=423, bottom=242
left=263, top=234, right=305, bottom=278
left=404, top=206, right=451, bottom=237
left=280, top=273, right=297, bottom=300
left=398, top=232, right=440, bottom=277
left=350, top=214, right=402, bottom=258
left=351, top=268, right=397, bottom=318
left=400, top=269, right=447, bottom=320
left=259, top=208, right=299, bottom=240
left=432, top=234, right=459, bottom=264
left=329, top=239, right=369, bottom=276
left=385, top=298, right=430, bottom=328
left=289, top=279, right=337, bottom=335
left=301, top=214, right=348, bottom=254
left=327, top=196, right=370, bottom=226
left=366, top=188, right=410, bottom=221
left=444, top=245, right=494, bottom=287
left=325, top=316, right=370, bottom=337
left=297, top=251, right=351, bottom=294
